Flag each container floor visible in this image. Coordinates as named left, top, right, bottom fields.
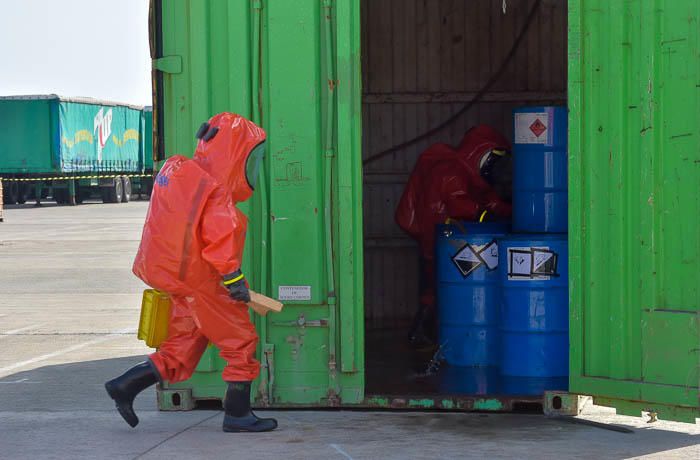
left=365, top=328, right=441, bottom=396
left=365, top=328, right=568, bottom=404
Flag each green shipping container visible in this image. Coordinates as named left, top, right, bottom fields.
left=0, top=95, right=145, bottom=174
left=150, top=0, right=699, bottom=422
left=143, top=106, right=154, bottom=172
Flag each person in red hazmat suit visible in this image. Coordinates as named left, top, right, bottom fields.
left=104, top=113, right=276, bottom=433
left=395, top=125, right=513, bottom=346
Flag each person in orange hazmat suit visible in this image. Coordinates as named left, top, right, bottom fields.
left=395, top=125, right=513, bottom=346
left=105, top=112, right=276, bottom=433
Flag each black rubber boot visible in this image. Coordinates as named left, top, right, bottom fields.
left=223, top=382, right=278, bottom=433
left=408, top=304, right=436, bottom=349
left=105, top=361, right=159, bottom=427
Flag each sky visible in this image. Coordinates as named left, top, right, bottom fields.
left=0, top=0, right=151, bottom=106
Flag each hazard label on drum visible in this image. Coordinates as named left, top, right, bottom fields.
left=529, top=118, right=547, bottom=138
left=532, top=249, right=557, bottom=275
left=452, top=241, right=499, bottom=277
left=479, top=241, right=499, bottom=270
left=515, top=112, right=550, bottom=144
left=507, top=246, right=559, bottom=280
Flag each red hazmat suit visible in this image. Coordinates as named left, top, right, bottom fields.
left=395, top=125, right=512, bottom=308
left=133, top=113, right=266, bottom=383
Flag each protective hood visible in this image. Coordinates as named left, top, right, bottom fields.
left=457, top=124, right=511, bottom=171
left=395, top=124, right=513, bottom=256
left=193, top=112, right=266, bottom=203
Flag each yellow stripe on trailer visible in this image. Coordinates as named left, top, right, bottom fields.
left=0, top=174, right=153, bottom=182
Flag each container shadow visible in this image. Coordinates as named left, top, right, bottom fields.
left=0, top=355, right=153, bottom=412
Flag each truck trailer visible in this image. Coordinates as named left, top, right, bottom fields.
left=0, top=95, right=154, bottom=205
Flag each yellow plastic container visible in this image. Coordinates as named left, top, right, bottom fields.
left=138, top=289, right=171, bottom=348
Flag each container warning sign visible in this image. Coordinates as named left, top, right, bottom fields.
left=515, top=112, right=550, bottom=144
left=452, top=241, right=499, bottom=277
left=278, top=286, right=312, bottom=301
left=507, top=247, right=558, bottom=280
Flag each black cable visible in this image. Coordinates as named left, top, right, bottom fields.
left=363, top=0, right=543, bottom=167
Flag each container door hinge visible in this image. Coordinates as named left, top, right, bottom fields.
left=261, top=344, right=274, bottom=406
left=324, top=148, right=336, bottom=158
left=321, top=0, right=334, bottom=8
left=326, top=389, right=340, bottom=407
left=152, top=55, right=183, bottom=74
left=252, top=0, right=263, bottom=10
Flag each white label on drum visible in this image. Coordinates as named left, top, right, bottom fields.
left=452, top=240, right=499, bottom=277
left=479, top=241, right=499, bottom=271
left=515, top=112, right=549, bottom=144
left=532, top=249, right=557, bottom=275
left=507, top=247, right=559, bottom=281
left=452, top=244, right=483, bottom=277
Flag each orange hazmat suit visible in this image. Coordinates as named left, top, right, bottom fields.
left=133, top=113, right=266, bottom=383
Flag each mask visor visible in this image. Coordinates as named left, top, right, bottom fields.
left=479, top=149, right=511, bottom=186
left=245, top=141, right=266, bottom=190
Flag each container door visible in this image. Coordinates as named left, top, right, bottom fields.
left=569, top=0, right=699, bottom=422
left=150, top=0, right=364, bottom=406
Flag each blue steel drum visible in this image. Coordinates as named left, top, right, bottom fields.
left=438, top=365, right=501, bottom=395
left=435, top=222, right=508, bottom=367
left=498, top=234, right=569, bottom=395
left=512, top=106, right=568, bottom=233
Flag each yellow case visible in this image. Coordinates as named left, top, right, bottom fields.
left=138, top=289, right=171, bottom=348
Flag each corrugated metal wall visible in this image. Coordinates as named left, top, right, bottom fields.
left=361, top=0, right=568, bottom=329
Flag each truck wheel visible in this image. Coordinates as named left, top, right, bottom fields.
left=16, top=183, right=29, bottom=204
left=74, top=184, right=85, bottom=204
left=102, top=179, right=123, bottom=204
left=32, top=187, right=48, bottom=200
left=144, top=177, right=154, bottom=199
left=3, top=182, right=18, bottom=205
left=54, top=188, right=69, bottom=205
left=114, top=179, right=124, bottom=203
left=121, top=176, right=132, bottom=203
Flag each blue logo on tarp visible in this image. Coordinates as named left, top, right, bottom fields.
left=156, top=173, right=170, bottom=188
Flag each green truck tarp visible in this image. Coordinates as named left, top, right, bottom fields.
left=0, top=95, right=146, bottom=174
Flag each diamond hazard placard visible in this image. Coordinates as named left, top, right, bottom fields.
left=515, top=112, right=550, bottom=144
left=508, top=248, right=533, bottom=278
left=532, top=249, right=557, bottom=275
left=452, top=244, right=483, bottom=277
left=529, top=118, right=547, bottom=138
left=478, top=241, right=499, bottom=271
left=451, top=241, right=499, bottom=277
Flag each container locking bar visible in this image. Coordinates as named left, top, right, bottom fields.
left=152, top=55, right=182, bottom=74
left=272, top=315, right=329, bottom=328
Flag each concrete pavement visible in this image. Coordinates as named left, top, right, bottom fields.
left=0, top=201, right=697, bottom=459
